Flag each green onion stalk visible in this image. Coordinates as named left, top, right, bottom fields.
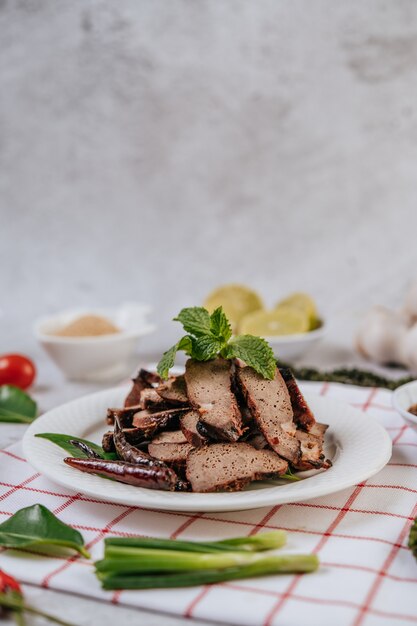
left=97, top=554, right=319, bottom=590
left=103, top=530, right=287, bottom=554
left=95, top=531, right=319, bottom=590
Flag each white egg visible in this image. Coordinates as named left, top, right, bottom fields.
left=355, top=306, right=408, bottom=365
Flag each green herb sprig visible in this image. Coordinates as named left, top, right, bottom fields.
left=157, top=307, right=276, bottom=380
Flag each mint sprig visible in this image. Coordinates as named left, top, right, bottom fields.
left=157, top=306, right=276, bottom=380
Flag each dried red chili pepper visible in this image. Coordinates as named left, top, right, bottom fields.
left=64, top=456, right=178, bottom=490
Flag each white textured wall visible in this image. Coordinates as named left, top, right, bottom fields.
left=1, top=0, right=417, bottom=354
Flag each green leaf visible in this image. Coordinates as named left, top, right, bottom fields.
left=157, top=336, right=194, bottom=379
left=190, top=335, right=225, bottom=361
left=174, top=307, right=211, bottom=337
left=280, top=472, right=301, bottom=482
left=35, top=433, right=117, bottom=460
left=157, top=343, right=180, bottom=380
left=223, top=335, right=276, bottom=380
left=0, top=504, right=90, bottom=558
left=0, top=386, right=37, bottom=423
left=210, top=307, right=232, bottom=342
left=177, top=335, right=193, bottom=355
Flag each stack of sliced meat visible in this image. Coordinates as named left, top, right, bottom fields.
left=103, top=360, right=331, bottom=493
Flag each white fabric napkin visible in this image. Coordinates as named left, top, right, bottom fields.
left=0, top=382, right=416, bottom=626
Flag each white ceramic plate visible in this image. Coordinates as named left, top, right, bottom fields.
left=23, top=386, right=392, bottom=512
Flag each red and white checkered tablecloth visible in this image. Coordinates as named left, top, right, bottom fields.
left=0, top=382, right=416, bottom=626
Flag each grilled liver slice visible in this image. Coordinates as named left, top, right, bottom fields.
left=131, top=407, right=188, bottom=438
left=186, top=443, right=288, bottom=492
left=185, top=358, right=243, bottom=441
left=180, top=411, right=208, bottom=447
left=156, top=375, right=189, bottom=406
left=236, top=366, right=301, bottom=464
left=107, top=405, right=142, bottom=427
left=310, top=422, right=328, bottom=438
left=152, top=431, right=187, bottom=444
left=245, top=431, right=269, bottom=450
left=293, top=422, right=332, bottom=470
left=294, top=431, right=325, bottom=470
left=124, top=369, right=160, bottom=408
left=148, top=431, right=194, bottom=472
left=280, top=367, right=316, bottom=431
left=102, top=431, right=116, bottom=453
left=139, top=388, right=169, bottom=411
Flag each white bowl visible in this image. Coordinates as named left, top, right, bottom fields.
left=264, top=322, right=326, bottom=361
left=34, top=303, right=156, bottom=382
left=392, top=380, right=417, bottom=434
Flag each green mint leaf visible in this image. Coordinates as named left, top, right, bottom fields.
left=210, top=307, right=232, bottom=342
left=178, top=335, right=193, bottom=356
left=190, top=335, right=225, bottom=361
left=174, top=307, right=211, bottom=337
left=223, top=335, right=276, bottom=379
left=157, top=343, right=180, bottom=380
left=157, top=336, right=194, bottom=379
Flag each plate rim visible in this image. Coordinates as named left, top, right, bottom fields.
left=22, top=386, right=392, bottom=512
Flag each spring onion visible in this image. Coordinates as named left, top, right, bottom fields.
left=97, top=555, right=319, bottom=590
left=94, top=531, right=319, bottom=590
left=103, top=530, right=287, bottom=554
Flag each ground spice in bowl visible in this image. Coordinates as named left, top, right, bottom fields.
left=51, top=315, right=120, bottom=337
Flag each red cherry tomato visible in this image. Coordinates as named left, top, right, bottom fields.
left=0, top=354, right=36, bottom=390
